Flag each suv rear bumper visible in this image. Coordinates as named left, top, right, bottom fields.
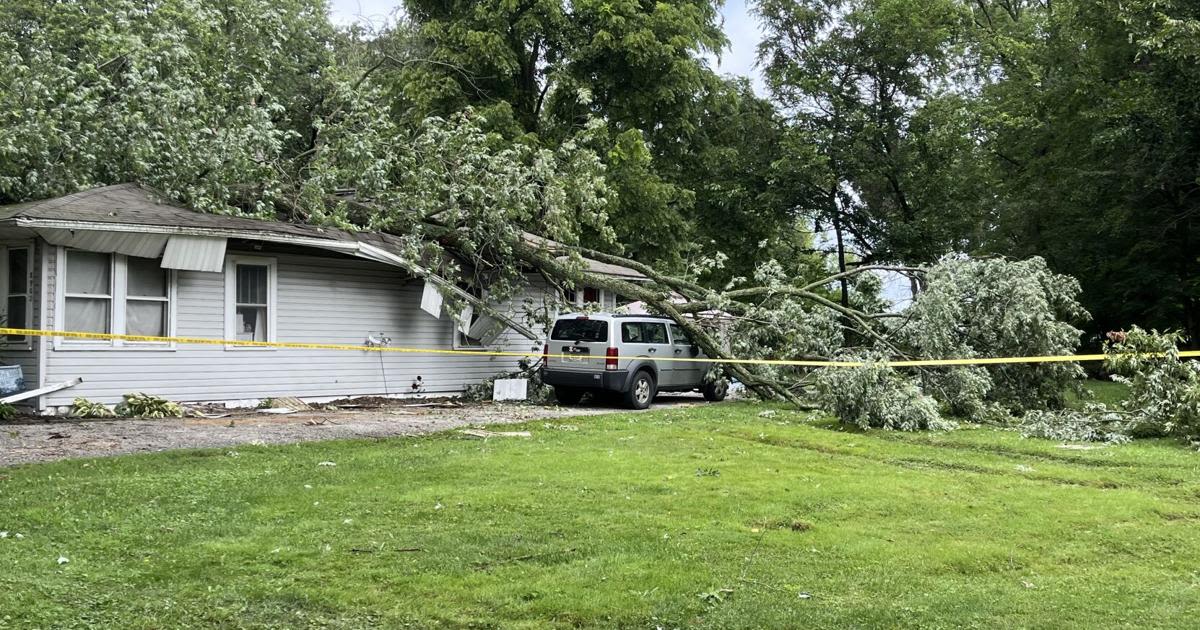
left=542, top=369, right=630, bottom=392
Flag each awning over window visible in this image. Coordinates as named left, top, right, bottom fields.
left=36, top=228, right=168, bottom=259
left=161, top=235, right=227, bottom=272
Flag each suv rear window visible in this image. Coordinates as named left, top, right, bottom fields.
left=551, top=319, right=609, bottom=342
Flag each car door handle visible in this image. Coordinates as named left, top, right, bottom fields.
left=674, top=349, right=682, bottom=354
left=648, top=348, right=657, bottom=353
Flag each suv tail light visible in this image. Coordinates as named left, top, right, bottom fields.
left=605, top=347, right=619, bottom=371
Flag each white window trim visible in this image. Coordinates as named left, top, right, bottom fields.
left=53, top=247, right=177, bottom=351
left=224, top=255, right=277, bottom=350
left=1, top=242, right=35, bottom=350
left=568, top=286, right=606, bottom=308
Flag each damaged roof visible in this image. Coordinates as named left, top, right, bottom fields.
left=0, top=184, right=646, bottom=280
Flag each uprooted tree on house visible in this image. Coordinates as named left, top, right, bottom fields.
left=4, top=0, right=1182, bottom=439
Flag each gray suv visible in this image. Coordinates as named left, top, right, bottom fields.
left=541, top=313, right=729, bottom=409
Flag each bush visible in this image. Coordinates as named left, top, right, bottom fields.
left=116, top=393, right=184, bottom=418
left=69, top=397, right=115, bottom=418
left=813, top=357, right=954, bottom=431
left=0, top=403, right=16, bottom=421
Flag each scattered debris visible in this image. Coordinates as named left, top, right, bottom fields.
left=1, top=378, right=82, bottom=405
left=47, top=432, right=69, bottom=440
left=317, top=461, right=337, bottom=467
left=404, top=401, right=463, bottom=408
left=695, top=467, right=721, bottom=477
left=1056, top=444, right=1102, bottom=450
left=56, top=556, right=69, bottom=565
left=459, top=429, right=532, bottom=439
left=271, top=396, right=312, bottom=412
left=473, top=547, right=577, bottom=571
left=758, top=409, right=778, bottom=418
left=257, top=408, right=297, bottom=415
left=492, top=378, right=529, bottom=402
left=798, top=592, right=813, bottom=600
left=188, top=410, right=232, bottom=419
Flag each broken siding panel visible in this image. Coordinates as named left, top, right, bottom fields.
left=41, top=248, right=543, bottom=407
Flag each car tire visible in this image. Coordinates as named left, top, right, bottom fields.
left=554, top=386, right=585, bottom=405
left=702, top=378, right=729, bottom=402
left=624, top=370, right=656, bottom=410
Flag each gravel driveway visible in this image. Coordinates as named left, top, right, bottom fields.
left=0, top=395, right=704, bottom=467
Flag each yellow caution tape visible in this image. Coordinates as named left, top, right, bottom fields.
left=2, top=327, right=1197, bottom=368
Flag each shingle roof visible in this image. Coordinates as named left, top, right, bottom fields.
left=0, top=184, right=646, bottom=279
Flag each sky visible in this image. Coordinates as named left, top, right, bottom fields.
left=326, top=0, right=766, bottom=92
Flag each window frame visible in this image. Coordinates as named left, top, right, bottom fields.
left=53, top=247, right=177, bottom=351
left=0, top=243, right=35, bottom=349
left=224, top=255, right=278, bottom=350
left=566, top=286, right=606, bottom=309
left=451, top=284, right=493, bottom=351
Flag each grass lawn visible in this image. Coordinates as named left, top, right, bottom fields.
left=2, top=400, right=1199, bottom=628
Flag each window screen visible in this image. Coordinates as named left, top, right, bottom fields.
left=235, top=264, right=270, bottom=342
left=125, top=256, right=169, bottom=337
left=64, top=251, right=112, bottom=333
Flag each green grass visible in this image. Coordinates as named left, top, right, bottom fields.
left=3, top=402, right=1200, bottom=629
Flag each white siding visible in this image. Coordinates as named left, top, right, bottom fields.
left=42, top=247, right=552, bottom=407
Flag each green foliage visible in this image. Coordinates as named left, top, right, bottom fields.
left=116, top=393, right=184, bottom=419
left=814, top=357, right=954, bottom=431
left=69, top=398, right=115, bottom=418
left=899, top=256, right=1089, bottom=413
left=0, top=0, right=335, bottom=211
left=1105, top=327, right=1200, bottom=441
left=0, top=402, right=16, bottom=421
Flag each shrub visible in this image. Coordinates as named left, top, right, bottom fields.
left=116, top=393, right=184, bottom=418
left=69, top=397, right=115, bottom=418
left=0, top=403, right=16, bottom=421
left=813, top=357, right=954, bottom=431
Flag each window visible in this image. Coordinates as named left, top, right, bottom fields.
left=64, top=251, right=112, bottom=334
left=565, top=286, right=605, bottom=308
left=551, top=318, right=609, bottom=342
left=125, top=256, right=169, bottom=336
left=621, top=322, right=668, bottom=344
left=225, top=257, right=276, bottom=346
left=57, top=249, right=175, bottom=347
left=669, top=323, right=693, bottom=346
left=1, top=245, right=33, bottom=345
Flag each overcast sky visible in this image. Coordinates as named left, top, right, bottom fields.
left=327, top=0, right=766, bottom=92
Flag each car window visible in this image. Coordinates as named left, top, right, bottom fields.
left=643, top=323, right=668, bottom=344
left=551, top=319, right=608, bottom=342
left=669, top=324, right=692, bottom=346
left=621, top=322, right=643, bottom=343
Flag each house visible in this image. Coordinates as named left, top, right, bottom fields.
left=0, top=184, right=641, bottom=413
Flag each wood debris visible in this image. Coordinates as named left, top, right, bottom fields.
left=458, top=429, right=532, bottom=439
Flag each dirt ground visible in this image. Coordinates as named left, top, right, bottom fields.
left=0, top=395, right=704, bottom=467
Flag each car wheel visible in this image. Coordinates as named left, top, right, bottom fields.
left=702, top=378, right=728, bottom=402
left=554, top=386, right=585, bottom=405
left=624, top=371, right=656, bottom=410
